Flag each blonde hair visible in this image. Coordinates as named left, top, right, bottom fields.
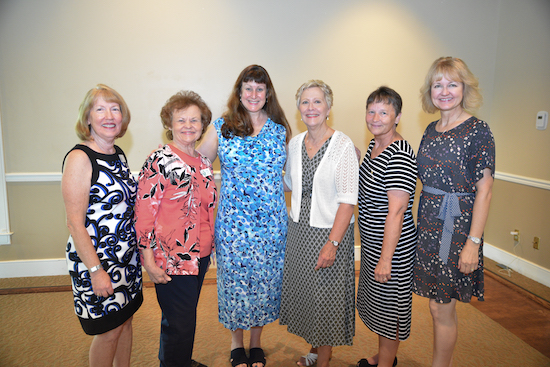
left=75, top=84, right=130, bottom=141
left=295, top=80, right=333, bottom=109
left=420, top=57, right=482, bottom=114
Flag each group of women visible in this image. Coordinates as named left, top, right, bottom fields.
left=61, top=57, right=495, bottom=367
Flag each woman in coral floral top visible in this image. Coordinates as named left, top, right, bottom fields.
left=135, top=91, right=217, bottom=367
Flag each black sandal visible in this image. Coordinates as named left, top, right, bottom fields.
left=230, top=347, right=248, bottom=367
left=356, top=357, right=398, bottom=367
left=249, top=347, right=266, bottom=367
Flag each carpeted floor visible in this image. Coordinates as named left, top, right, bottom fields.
left=1, top=272, right=549, bottom=367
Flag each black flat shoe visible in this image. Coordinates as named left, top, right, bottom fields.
left=190, top=360, right=207, bottom=367
left=249, top=347, right=266, bottom=367
left=356, top=356, right=398, bottom=367
left=230, top=347, right=248, bottom=367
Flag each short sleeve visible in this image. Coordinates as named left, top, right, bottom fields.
left=385, top=144, right=418, bottom=195
left=468, top=120, right=495, bottom=183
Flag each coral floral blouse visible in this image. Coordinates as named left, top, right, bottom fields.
left=135, top=144, right=217, bottom=276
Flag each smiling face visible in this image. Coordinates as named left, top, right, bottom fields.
left=431, top=75, right=464, bottom=113
left=170, top=105, right=203, bottom=149
left=88, top=97, right=123, bottom=141
left=240, top=81, right=267, bottom=113
left=298, top=87, right=330, bottom=129
left=365, top=101, right=400, bottom=139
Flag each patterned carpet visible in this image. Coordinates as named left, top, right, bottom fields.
left=0, top=273, right=549, bottom=366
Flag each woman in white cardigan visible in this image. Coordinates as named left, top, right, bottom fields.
left=279, top=80, right=359, bottom=367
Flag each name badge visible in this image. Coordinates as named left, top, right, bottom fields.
left=200, top=168, right=212, bottom=177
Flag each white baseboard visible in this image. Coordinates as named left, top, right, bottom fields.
left=483, top=243, right=550, bottom=288
left=0, top=258, right=68, bottom=278
left=1, top=244, right=549, bottom=290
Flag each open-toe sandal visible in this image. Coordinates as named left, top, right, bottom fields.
left=249, top=347, right=266, bottom=367
left=356, top=357, right=398, bottom=367
left=230, top=347, right=248, bottom=367
left=297, top=352, right=318, bottom=366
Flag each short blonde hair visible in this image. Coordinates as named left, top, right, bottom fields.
left=295, top=80, right=333, bottom=109
left=75, top=84, right=131, bottom=141
left=420, top=57, right=482, bottom=114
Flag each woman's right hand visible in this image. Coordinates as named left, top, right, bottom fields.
left=374, top=259, right=392, bottom=283
left=141, top=248, right=172, bottom=284
left=144, top=263, right=172, bottom=284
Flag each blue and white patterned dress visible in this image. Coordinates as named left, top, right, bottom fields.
left=64, top=144, right=143, bottom=335
left=214, top=117, right=288, bottom=331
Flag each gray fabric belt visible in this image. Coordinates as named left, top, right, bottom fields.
left=422, top=185, right=474, bottom=264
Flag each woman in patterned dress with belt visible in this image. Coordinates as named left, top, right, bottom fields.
left=413, top=57, right=495, bottom=366
left=279, top=80, right=359, bottom=367
left=197, top=65, right=291, bottom=367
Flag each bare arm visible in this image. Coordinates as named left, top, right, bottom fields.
left=458, top=168, right=493, bottom=274
left=196, top=124, right=218, bottom=162
left=315, top=203, right=355, bottom=270
left=61, top=149, right=113, bottom=297
left=374, top=190, right=410, bottom=283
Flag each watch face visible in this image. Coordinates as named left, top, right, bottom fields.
left=469, top=236, right=481, bottom=244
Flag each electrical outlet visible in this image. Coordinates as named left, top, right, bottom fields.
left=511, top=229, right=520, bottom=244
left=533, top=237, right=539, bottom=250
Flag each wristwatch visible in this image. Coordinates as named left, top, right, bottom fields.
left=329, top=239, right=339, bottom=247
left=89, top=264, right=102, bottom=273
left=467, top=235, right=481, bottom=245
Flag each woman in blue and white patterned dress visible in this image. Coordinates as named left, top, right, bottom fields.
left=197, top=65, right=291, bottom=367
left=62, top=84, right=142, bottom=367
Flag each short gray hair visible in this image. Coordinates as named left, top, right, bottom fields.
left=295, top=80, right=333, bottom=109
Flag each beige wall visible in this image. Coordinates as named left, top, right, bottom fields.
left=485, top=180, right=550, bottom=266
left=0, top=0, right=549, bottom=272
left=485, top=0, right=550, bottom=269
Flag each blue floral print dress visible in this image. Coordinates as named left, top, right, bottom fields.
left=214, top=117, right=288, bottom=331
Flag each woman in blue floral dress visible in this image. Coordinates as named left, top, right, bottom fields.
left=198, top=65, right=291, bottom=367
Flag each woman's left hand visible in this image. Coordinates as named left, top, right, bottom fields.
left=458, top=241, right=480, bottom=274
left=315, top=242, right=337, bottom=270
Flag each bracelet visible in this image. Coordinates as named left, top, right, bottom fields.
left=89, top=264, right=102, bottom=273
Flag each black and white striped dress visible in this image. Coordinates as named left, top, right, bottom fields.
left=356, top=139, right=417, bottom=341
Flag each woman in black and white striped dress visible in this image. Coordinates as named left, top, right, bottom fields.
left=356, top=87, right=417, bottom=367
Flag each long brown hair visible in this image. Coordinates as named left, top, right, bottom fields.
left=221, top=65, right=291, bottom=143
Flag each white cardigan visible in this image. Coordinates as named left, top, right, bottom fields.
left=284, top=130, right=359, bottom=228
